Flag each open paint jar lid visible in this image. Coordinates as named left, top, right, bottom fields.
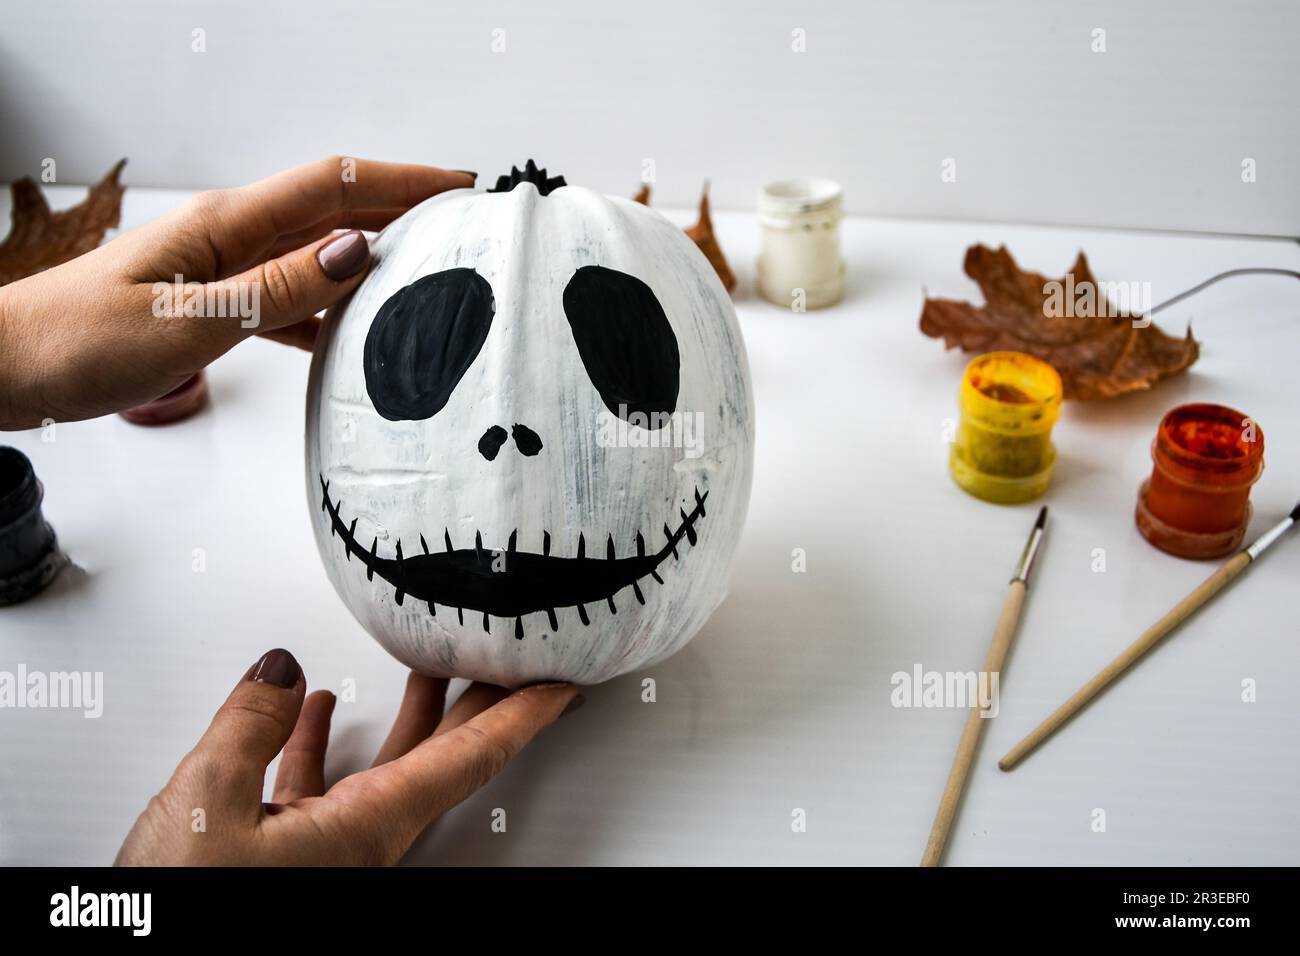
left=119, top=371, right=209, bottom=426
left=757, top=177, right=844, bottom=225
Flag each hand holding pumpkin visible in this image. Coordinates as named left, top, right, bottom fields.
left=0, top=157, right=475, bottom=429
left=115, top=648, right=580, bottom=866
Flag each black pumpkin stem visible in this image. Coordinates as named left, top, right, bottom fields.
left=488, top=159, right=567, bottom=197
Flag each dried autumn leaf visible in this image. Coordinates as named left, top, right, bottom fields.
left=684, top=180, right=736, bottom=293
left=0, top=159, right=127, bottom=286
left=632, top=183, right=651, bottom=205
left=919, top=244, right=1199, bottom=400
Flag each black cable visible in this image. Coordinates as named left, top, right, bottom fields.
left=1149, top=267, right=1300, bottom=315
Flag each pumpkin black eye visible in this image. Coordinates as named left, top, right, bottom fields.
left=562, top=265, right=680, bottom=426
left=364, top=268, right=495, bottom=421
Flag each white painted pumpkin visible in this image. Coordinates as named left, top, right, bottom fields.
left=306, top=162, right=754, bottom=686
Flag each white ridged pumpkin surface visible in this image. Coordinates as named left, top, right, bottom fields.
left=306, top=172, right=754, bottom=686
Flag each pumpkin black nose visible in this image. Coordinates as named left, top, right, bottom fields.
left=511, top=423, right=543, bottom=456
left=478, top=424, right=543, bottom=460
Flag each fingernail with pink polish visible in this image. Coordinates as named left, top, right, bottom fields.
left=317, top=230, right=369, bottom=281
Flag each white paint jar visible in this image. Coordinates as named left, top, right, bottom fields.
left=756, top=178, right=845, bottom=310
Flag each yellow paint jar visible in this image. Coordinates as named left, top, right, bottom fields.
left=950, top=352, right=1062, bottom=504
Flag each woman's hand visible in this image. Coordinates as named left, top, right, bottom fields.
left=115, top=649, right=581, bottom=866
left=0, top=157, right=474, bottom=429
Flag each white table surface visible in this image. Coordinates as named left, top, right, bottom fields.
left=1, top=184, right=1297, bottom=866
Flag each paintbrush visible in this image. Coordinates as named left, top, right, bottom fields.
left=1000, top=502, right=1300, bottom=771
left=921, top=506, right=1047, bottom=867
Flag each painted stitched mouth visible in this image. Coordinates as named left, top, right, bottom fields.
left=319, top=475, right=708, bottom=639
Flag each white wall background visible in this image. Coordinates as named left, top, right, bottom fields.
left=1, top=0, right=1297, bottom=236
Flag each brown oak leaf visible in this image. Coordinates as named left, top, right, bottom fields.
left=684, top=180, right=736, bottom=293
left=633, top=178, right=735, bottom=294
left=919, top=244, right=1199, bottom=400
left=0, top=159, right=127, bottom=286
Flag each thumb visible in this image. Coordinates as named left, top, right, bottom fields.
left=190, top=648, right=307, bottom=810
left=210, top=229, right=371, bottom=341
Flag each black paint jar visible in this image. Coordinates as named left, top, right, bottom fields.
left=0, top=446, right=67, bottom=605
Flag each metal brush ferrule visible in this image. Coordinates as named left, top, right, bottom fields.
left=1010, top=508, right=1048, bottom=585
left=1246, top=514, right=1296, bottom=561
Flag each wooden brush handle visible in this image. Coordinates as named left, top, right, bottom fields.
left=999, top=550, right=1252, bottom=771
left=921, top=579, right=1027, bottom=867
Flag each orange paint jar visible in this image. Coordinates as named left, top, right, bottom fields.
left=1135, top=403, right=1264, bottom=559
